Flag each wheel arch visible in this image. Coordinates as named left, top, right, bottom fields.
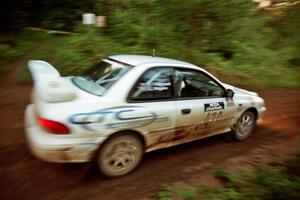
left=227, top=107, right=258, bottom=141
left=245, top=107, right=258, bottom=121
left=110, top=129, right=146, bottom=148
left=102, top=129, right=146, bottom=151
left=232, top=107, right=258, bottom=131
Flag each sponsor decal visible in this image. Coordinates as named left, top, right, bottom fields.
left=226, top=100, right=234, bottom=107
left=138, top=82, right=171, bottom=92
left=204, top=102, right=224, bottom=112
left=69, top=106, right=167, bottom=131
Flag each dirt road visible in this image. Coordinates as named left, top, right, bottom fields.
left=0, top=64, right=299, bottom=200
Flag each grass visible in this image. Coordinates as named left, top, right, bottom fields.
left=155, top=150, right=300, bottom=200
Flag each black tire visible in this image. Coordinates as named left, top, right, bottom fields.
left=97, top=134, right=143, bottom=178
left=225, top=111, right=256, bottom=141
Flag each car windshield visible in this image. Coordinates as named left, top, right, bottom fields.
left=72, top=59, right=132, bottom=96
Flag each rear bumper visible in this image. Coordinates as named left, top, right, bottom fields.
left=25, top=104, right=106, bottom=163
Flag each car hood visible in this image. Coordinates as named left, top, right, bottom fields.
left=222, top=83, right=258, bottom=97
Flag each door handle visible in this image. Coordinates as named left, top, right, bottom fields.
left=181, top=109, right=191, bottom=115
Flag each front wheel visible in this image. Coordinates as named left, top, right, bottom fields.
left=226, top=111, right=256, bottom=141
left=97, top=134, right=143, bottom=178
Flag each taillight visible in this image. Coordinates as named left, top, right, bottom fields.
left=37, top=117, right=70, bottom=134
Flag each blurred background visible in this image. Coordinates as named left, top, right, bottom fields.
left=0, top=0, right=300, bottom=200
left=0, top=0, right=299, bottom=88
left=0, top=1, right=300, bottom=200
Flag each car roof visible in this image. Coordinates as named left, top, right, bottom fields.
left=108, top=55, right=197, bottom=67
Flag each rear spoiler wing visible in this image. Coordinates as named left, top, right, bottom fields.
left=27, top=60, right=76, bottom=102
left=28, top=60, right=60, bottom=82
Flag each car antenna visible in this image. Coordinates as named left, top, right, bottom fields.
left=152, top=48, right=156, bottom=57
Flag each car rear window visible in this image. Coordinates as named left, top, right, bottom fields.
left=72, top=59, right=132, bottom=96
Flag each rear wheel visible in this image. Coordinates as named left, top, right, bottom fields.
left=97, top=134, right=143, bottom=178
left=226, top=111, right=256, bottom=141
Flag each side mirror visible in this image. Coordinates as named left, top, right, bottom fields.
left=225, top=89, right=234, bottom=98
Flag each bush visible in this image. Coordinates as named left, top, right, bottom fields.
left=156, top=149, right=300, bottom=200
left=1, top=0, right=300, bottom=88
left=244, top=166, right=300, bottom=200
left=52, top=46, right=92, bottom=75
left=0, top=44, right=21, bottom=59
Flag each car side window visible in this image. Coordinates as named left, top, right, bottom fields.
left=175, top=69, right=224, bottom=98
left=130, top=67, right=173, bottom=101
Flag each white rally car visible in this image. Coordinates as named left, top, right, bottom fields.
left=25, top=55, right=266, bottom=177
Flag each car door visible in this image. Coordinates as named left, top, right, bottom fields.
left=173, top=68, right=236, bottom=145
left=127, top=67, right=177, bottom=151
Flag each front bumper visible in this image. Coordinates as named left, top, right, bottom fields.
left=25, top=104, right=106, bottom=163
left=257, top=106, right=266, bottom=124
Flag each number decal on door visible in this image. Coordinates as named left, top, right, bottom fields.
left=204, top=111, right=223, bottom=122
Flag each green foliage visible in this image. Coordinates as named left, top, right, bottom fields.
left=197, top=186, right=243, bottom=200
left=156, top=184, right=172, bottom=200
left=244, top=166, right=300, bottom=200
left=97, top=0, right=300, bottom=88
left=106, top=0, right=265, bottom=63
left=157, top=184, right=243, bottom=200
left=0, top=44, right=21, bottom=59
left=156, top=150, right=300, bottom=200
left=285, top=150, right=300, bottom=177
left=1, top=0, right=300, bottom=88
left=51, top=46, right=92, bottom=76
left=212, top=167, right=237, bottom=183
left=0, top=33, right=24, bottom=73
left=0, top=43, right=21, bottom=76
left=267, top=3, right=300, bottom=68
